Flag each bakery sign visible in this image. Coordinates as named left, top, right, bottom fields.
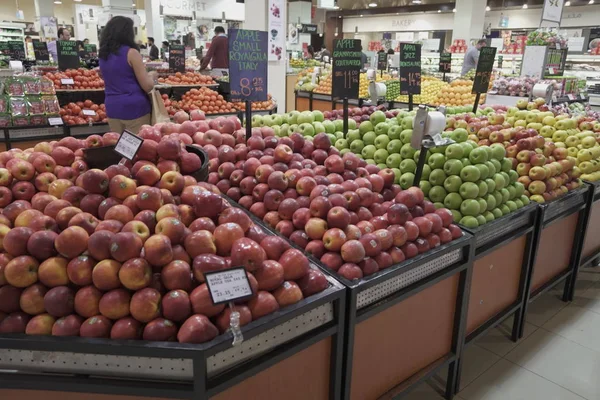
left=160, top=0, right=206, bottom=16
left=392, top=19, right=416, bottom=28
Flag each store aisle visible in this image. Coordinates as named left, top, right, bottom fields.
left=404, top=267, right=600, bottom=400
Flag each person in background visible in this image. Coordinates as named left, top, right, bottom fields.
left=47, top=27, right=71, bottom=62
left=360, top=46, right=368, bottom=69
left=25, top=36, right=32, bottom=44
left=321, top=46, right=331, bottom=62
left=137, top=40, right=146, bottom=50
left=200, top=26, right=229, bottom=76
left=306, top=45, right=315, bottom=59
left=161, top=41, right=169, bottom=61
left=148, top=37, right=159, bottom=60
left=387, top=48, right=395, bottom=55
left=76, top=40, right=86, bottom=58
left=83, top=38, right=89, bottom=45
left=461, top=38, right=486, bottom=76
left=99, top=16, right=157, bottom=134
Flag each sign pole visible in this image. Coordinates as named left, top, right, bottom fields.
left=413, top=145, right=428, bottom=187
left=408, top=94, right=413, bottom=112
left=343, top=97, right=349, bottom=134
left=245, top=100, right=252, bottom=141
left=472, top=93, right=481, bottom=114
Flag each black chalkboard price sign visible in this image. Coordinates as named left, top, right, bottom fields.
left=399, top=42, right=421, bottom=96
left=439, top=52, right=452, bottom=73
left=8, top=41, right=25, bottom=60
left=57, top=40, right=80, bottom=71
left=332, top=39, right=361, bottom=100
left=472, top=46, right=496, bottom=94
left=33, top=41, right=49, bottom=61
left=83, top=44, right=97, bottom=59
left=169, top=44, right=185, bottom=73
left=377, top=52, right=387, bottom=71
left=0, top=42, right=9, bottom=57
left=228, top=29, right=268, bottom=102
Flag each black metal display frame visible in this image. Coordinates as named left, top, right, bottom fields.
left=577, top=181, right=600, bottom=270
left=519, top=185, right=591, bottom=338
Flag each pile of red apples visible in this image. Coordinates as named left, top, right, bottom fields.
left=0, top=120, right=328, bottom=343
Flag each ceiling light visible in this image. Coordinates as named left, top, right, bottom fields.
left=360, top=14, right=364, bottom=17
left=565, top=0, right=571, bottom=5
left=412, top=0, right=422, bottom=3
left=486, top=6, right=491, bottom=11
left=132, top=3, right=136, bottom=6
left=53, top=0, right=62, bottom=3
left=338, top=15, right=342, bottom=18
left=437, top=9, right=441, bottom=12
left=523, top=3, right=528, bottom=8
left=73, top=0, right=82, bottom=2
left=333, top=5, right=339, bottom=9
left=368, top=2, right=377, bottom=6
left=452, top=8, right=456, bottom=12
left=590, top=0, right=594, bottom=4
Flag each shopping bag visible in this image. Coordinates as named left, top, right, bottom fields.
left=150, top=88, right=170, bottom=125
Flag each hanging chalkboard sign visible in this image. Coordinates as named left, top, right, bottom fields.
left=399, top=42, right=421, bottom=95
left=57, top=40, right=80, bottom=71
left=8, top=41, right=25, bottom=60
left=544, top=47, right=567, bottom=77
left=472, top=46, right=496, bottom=94
left=168, top=44, right=185, bottom=73
left=82, top=44, right=97, bottom=59
left=439, top=52, right=452, bottom=73
left=377, top=52, right=387, bottom=70
left=228, top=29, right=268, bottom=102
left=0, top=42, right=9, bottom=57
left=33, top=41, right=49, bottom=61
left=332, top=38, right=361, bottom=99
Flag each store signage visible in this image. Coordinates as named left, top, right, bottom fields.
left=33, top=41, right=49, bottom=61
left=399, top=42, right=421, bottom=95
left=332, top=39, right=361, bottom=99
left=83, top=44, right=98, bottom=58
left=472, top=46, right=496, bottom=94
left=228, top=29, right=268, bottom=102
left=57, top=40, right=80, bottom=71
left=48, top=117, right=63, bottom=126
left=7, top=41, right=25, bottom=60
left=0, top=42, right=9, bottom=57
left=114, top=130, right=143, bottom=161
left=544, top=48, right=567, bottom=76
left=300, top=24, right=318, bottom=34
left=567, top=37, right=585, bottom=52
left=541, top=0, right=565, bottom=24
left=205, top=267, right=254, bottom=305
left=168, top=44, right=185, bottom=73
left=439, top=52, right=452, bottom=73
left=268, top=0, right=284, bottom=60
left=60, top=78, right=74, bottom=85
left=377, top=52, right=387, bottom=70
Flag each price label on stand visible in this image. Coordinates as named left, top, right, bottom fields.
left=472, top=46, right=496, bottom=94
left=204, top=267, right=254, bottom=305
left=60, top=78, right=74, bottom=85
left=48, top=117, right=64, bottom=126
left=114, top=130, right=143, bottom=161
left=377, top=52, right=387, bottom=70
left=439, top=52, right=452, bottom=73
left=83, top=44, right=97, bottom=58
left=33, top=41, right=49, bottom=61
left=331, top=39, right=361, bottom=99
left=82, top=109, right=96, bottom=116
left=399, top=42, right=421, bottom=95
left=228, top=29, right=268, bottom=102
left=7, top=41, right=25, bottom=60
left=57, top=40, right=80, bottom=71
left=168, top=44, right=185, bottom=73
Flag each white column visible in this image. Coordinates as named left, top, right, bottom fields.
left=34, top=0, right=56, bottom=40
left=145, top=0, right=163, bottom=44
left=452, top=0, right=487, bottom=43
left=244, top=0, right=288, bottom=113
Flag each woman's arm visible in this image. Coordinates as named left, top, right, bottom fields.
left=127, top=48, right=157, bottom=93
left=200, top=41, right=216, bottom=70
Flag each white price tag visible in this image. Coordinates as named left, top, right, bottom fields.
left=9, top=61, right=23, bottom=71
left=48, top=117, right=63, bottom=126
left=568, top=94, right=576, bottom=101
left=205, top=267, right=254, bottom=305
left=60, top=78, right=74, bottom=85
left=113, top=130, right=144, bottom=160
left=82, top=109, right=96, bottom=116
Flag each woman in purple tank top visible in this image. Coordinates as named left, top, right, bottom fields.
left=99, top=16, right=157, bottom=134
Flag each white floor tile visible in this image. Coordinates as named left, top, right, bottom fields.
left=436, top=344, right=501, bottom=392
left=505, top=328, right=600, bottom=400
left=400, top=382, right=448, bottom=400
left=458, top=359, right=586, bottom=400
left=475, top=319, right=538, bottom=357
left=542, top=304, right=600, bottom=353
left=573, top=280, right=600, bottom=314
left=524, top=290, right=569, bottom=327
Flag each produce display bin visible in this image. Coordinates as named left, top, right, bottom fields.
left=55, top=89, right=106, bottom=107
left=454, top=203, right=538, bottom=392
left=1, top=125, right=67, bottom=151
left=520, top=186, right=591, bottom=337
left=0, top=265, right=346, bottom=400
left=67, top=123, right=111, bottom=138
left=312, top=93, right=334, bottom=112
left=577, top=181, right=600, bottom=270
left=294, top=91, right=312, bottom=112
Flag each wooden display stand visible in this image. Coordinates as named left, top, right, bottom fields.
left=578, top=181, right=600, bottom=269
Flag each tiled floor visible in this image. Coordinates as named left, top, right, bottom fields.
left=402, top=267, right=600, bottom=400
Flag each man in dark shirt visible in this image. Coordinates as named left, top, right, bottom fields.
left=200, top=26, right=229, bottom=74
left=360, top=46, right=368, bottom=69
left=148, top=37, right=159, bottom=60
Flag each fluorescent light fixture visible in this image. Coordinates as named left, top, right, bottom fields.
left=333, top=5, right=339, bottom=9
left=452, top=8, right=456, bottom=12
left=565, top=0, right=571, bottom=5
left=486, top=6, right=491, bottom=11
left=132, top=3, right=136, bottom=6
left=73, top=0, right=82, bottom=2
left=522, top=3, right=528, bottom=8
left=53, top=0, right=62, bottom=4
left=368, top=2, right=377, bottom=7
left=590, top=0, right=594, bottom=4
left=412, top=0, right=422, bottom=3
left=338, top=15, right=342, bottom=18
left=360, top=14, right=364, bottom=17
left=437, top=9, right=441, bottom=12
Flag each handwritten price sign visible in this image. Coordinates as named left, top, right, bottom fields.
left=439, top=52, right=452, bottom=73
left=399, top=42, right=421, bottom=95
left=472, top=46, right=496, bottom=94
left=228, top=29, right=268, bottom=102
left=169, top=44, right=185, bottom=73
left=114, top=130, right=143, bottom=161
left=332, top=39, right=361, bottom=99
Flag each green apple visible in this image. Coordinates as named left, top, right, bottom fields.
left=483, top=211, right=495, bottom=223
left=359, top=121, right=374, bottom=135
left=489, top=159, right=502, bottom=174
left=289, top=124, right=299, bottom=133
left=460, top=165, right=481, bottom=183
left=429, top=186, right=447, bottom=203
left=297, top=111, right=315, bottom=124
left=460, top=199, right=481, bottom=217
left=271, top=115, right=283, bottom=125
left=459, top=142, right=473, bottom=157
left=385, top=153, right=400, bottom=169
left=278, top=123, right=289, bottom=137
left=444, top=159, right=463, bottom=176
left=335, top=139, right=349, bottom=151
left=500, top=204, right=511, bottom=215
left=429, top=169, right=447, bottom=186
left=348, top=119, right=357, bottom=130
left=461, top=158, right=471, bottom=167
left=261, top=116, right=274, bottom=127
left=401, top=143, right=417, bottom=159
left=272, top=125, right=281, bottom=136
left=485, top=194, right=497, bottom=211
left=312, top=122, right=326, bottom=134
left=400, top=158, right=417, bottom=173
left=508, top=170, right=518, bottom=184
left=514, top=182, right=525, bottom=197
left=388, top=125, right=402, bottom=140
left=500, top=188, right=510, bottom=203
left=375, top=135, right=390, bottom=150
left=298, top=123, right=315, bottom=137
left=312, top=110, right=324, bottom=122
left=428, top=153, right=446, bottom=170
left=350, top=139, right=365, bottom=153
left=322, top=120, right=336, bottom=134
left=419, top=181, right=432, bottom=197
left=401, top=116, right=414, bottom=130
left=492, top=208, right=504, bottom=219
left=450, top=128, right=468, bottom=143
left=444, top=175, right=463, bottom=193
left=493, top=174, right=506, bottom=191
left=335, top=131, right=345, bottom=140
left=370, top=110, right=386, bottom=126
left=444, top=192, right=463, bottom=210
left=485, top=161, right=497, bottom=176
left=500, top=172, right=510, bottom=188
left=363, top=131, right=377, bottom=145
left=477, top=181, right=488, bottom=197
left=362, top=144, right=376, bottom=159
left=421, top=164, right=432, bottom=180
left=333, top=119, right=344, bottom=132
left=485, top=178, right=496, bottom=193
left=501, top=158, right=512, bottom=173
left=399, top=172, right=415, bottom=189
left=340, top=148, right=351, bottom=156
left=375, top=122, right=390, bottom=136
left=469, top=147, right=489, bottom=164
left=475, top=164, right=489, bottom=180
left=445, top=144, right=464, bottom=160
left=476, top=215, right=487, bottom=226
left=459, top=182, right=479, bottom=199
left=327, top=134, right=336, bottom=144
left=377, top=163, right=387, bottom=170
left=387, top=139, right=402, bottom=154
left=451, top=210, right=462, bottom=223
left=392, top=168, right=402, bottom=182
left=347, top=129, right=361, bottom=143
left=287, top=110, right=300, bottom=124
left=477, top=198, right=488, bottom=213
left=492, top=191, right=503, bottom=207
left=514, top=199, right=524, bottom=209
left=374, top=149, right=389, bottom=164
left=400, top=129, right=413, bottom=144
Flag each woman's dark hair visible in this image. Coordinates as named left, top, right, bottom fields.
left=307, top=45, right=314, bottom=56
left=99, top=16, right=138, bottom=60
